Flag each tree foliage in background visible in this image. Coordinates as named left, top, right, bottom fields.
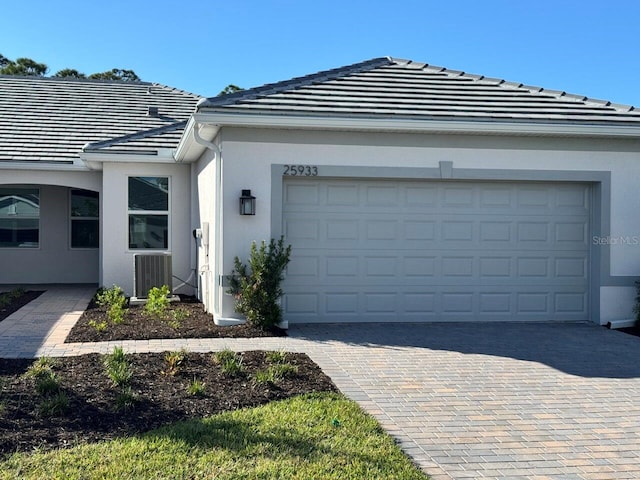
left=0, top=57, right=48, bottom=76
left=0, top=54, right=140, bottom=81
left=88, top=68, right=140, bottom=82
left=218, top=84, right=243, bottom=96
left=53, top=68, right=86, bottom=79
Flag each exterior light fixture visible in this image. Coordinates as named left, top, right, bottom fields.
left=239, top=189, right=256, bottom=215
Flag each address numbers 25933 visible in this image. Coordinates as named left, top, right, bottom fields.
left=283, top=165, right=318, bottom=176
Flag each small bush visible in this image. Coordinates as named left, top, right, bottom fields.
left=163, top=350, right=187, bottom=376
left=96, top=285, right=128, bottom=324
left=38, top=392, right=69, bottom=417
left=25, top=357, right=56, bottom=379
left=213, top=350, right=244, bottom=376
left=35, top=371, right=61, bottom=396
left=8, top=287, right=25, bottom=300
left=108, top=303, right=127, bottom=325
left=187, top=378, right=206, bottom=396
left=253, top=369, right=274, bottom=385
left=266, top=350, right=288, bottom=364
left=270, top=363, right=298, bottom=379
left=114, top=386, right=137, bottom=412
left=226, top=237, right=292, bottom=330
left=88, top=319, right=108, bottom=332
left=103, top=347, right=132, bottom=387
left=96, top=285, right=126, bottom=309
left=213, top=348, right=237, bottom=364
left=104, top=346, right=127, bottom=366
left=167, top=307, right=189, bottom=329
left=144, top=285, right=171, bottom=318
left=254, top=363, right=298, bottom=385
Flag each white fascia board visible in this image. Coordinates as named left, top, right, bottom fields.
left=80, top=151, right=176, bottom=171
left=0, top=161, right=91, bottom=172
left=174, top=116, right=220, bottom=163
left=192, top=112, right=640, bottom=139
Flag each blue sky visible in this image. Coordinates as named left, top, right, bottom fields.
left=2, top=0, right=639, bottom=106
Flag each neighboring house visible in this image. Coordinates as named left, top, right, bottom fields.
left=2, top=57, right=640, bottom=327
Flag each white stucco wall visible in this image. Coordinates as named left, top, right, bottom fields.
left=193, top=148, right=218, bottom=311
left=0, top=169, right=101, bottom=284
left=204, top=128, right=640, bottom=323
left=101, top=162, right=193, bottom=296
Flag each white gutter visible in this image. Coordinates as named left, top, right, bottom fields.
left=80, top=150, right=176, bottom=170
left=193, top=112, right=640, bottom=138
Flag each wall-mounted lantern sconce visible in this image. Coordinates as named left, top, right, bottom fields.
left=239, top=189, right=256, bottom=215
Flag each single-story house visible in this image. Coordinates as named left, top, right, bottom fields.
left=2, top=57, right=640, bottom=327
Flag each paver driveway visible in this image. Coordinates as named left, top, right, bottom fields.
left=291, top=322, right=640, bottom=480
left=1, top=287, right=639, bottom=479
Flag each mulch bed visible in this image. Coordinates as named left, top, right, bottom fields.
left=66, top=295, right=287, bottom=343
left=0, top=290, right=43, bottom=323
left=618, top=325, right=640, bottom=338
left=0, top=351, right=337, bottom=455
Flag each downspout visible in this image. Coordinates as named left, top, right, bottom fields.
left=192, top=124, right=244, bottom=326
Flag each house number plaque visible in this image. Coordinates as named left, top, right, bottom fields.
left=283, top=165, right=318, bottom=176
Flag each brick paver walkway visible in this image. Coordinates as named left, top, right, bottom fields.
left=1, top=285, right=640, bottom=479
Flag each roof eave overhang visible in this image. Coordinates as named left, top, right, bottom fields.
left=0, top=160, right=91, bottom=172
left=79, top=150, right=176, bottom=171
left=192, top=111, right=640, bottom=139
left=174, top=116, right=220, bottom=163
left=173, top=111, right=640, bottom=164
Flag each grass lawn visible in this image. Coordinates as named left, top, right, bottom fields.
left=0, top=392, right=429, bottom=480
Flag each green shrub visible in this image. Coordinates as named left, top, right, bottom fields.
left=103, top=347, right=132, bottom=387
left=163, top=350, right=187, bottom=376
left=88, top=319, right=108, bottom=332
left=226, top=237, right=292, bottom=330
left=114, top=386, right=137, bottom=412
left=167, top=307, right=189, bottom=329
left=96, top=285, right=128, bottom=324
left=187, top=378, right=206, bottom=396
left=144, top=285, right=171, bottom=318
left=35, top=371, right=61, bottom=396
left=265, top=350, right=288, bottom=364
left=104, top=346, right=126, bottom=365
left=7, top=287, right=25, bottom=301
left=96, top=285, right=126, bottom=309
left=38, top=392, right=69, bottom=417
left=108, top=303, right=126, bottom=324
left=254, top=363, right=298, bottom=385
left=253, top=369, right=274, bottom=385
left=213, top=350, right=244, bottom=376
left=25, top=357, right=56, bottom=379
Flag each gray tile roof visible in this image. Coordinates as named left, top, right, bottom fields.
left=199, top=57, right=640, bottom=126
left=0, top=75, right=201, bottom=164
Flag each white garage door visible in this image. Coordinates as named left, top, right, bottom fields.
left=282, top=178, right=590, bottom=323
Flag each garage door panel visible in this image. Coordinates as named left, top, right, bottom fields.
left=286, top=251, right=588, bottom=286
left=283, top=179, right=590, bottom=323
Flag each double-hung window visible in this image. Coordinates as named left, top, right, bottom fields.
left=70, top=189, right=99, bottom=248
left=128, top=177, right=169, bottom=250
left=0, top=188, right=39, bottom=248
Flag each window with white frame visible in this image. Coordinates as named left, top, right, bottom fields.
left=70, top=189, right=99, bottom=248
left=128, top=177, right=169, bottom=249
left=0, top=188, right=40, bottom=248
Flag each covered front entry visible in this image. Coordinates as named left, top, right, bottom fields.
left=0, top=184, right=99, bottom=284
left=282, top=178, right=590, bottom=323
